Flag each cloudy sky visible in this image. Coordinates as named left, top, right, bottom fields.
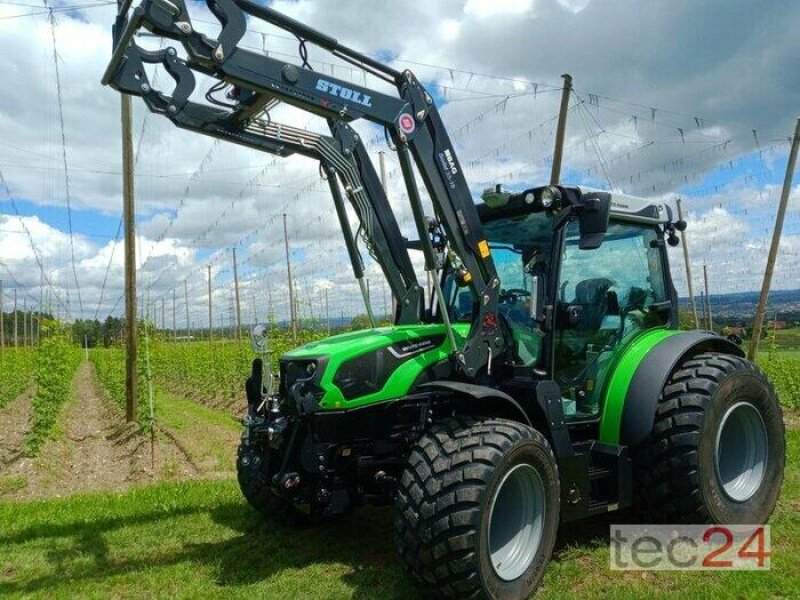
left=0, top=0, right=798, bottom=327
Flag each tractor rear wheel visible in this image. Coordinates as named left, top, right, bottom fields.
left=636, top=352, right=785, bottom=523
left=395, top=416, right=560, bottom=600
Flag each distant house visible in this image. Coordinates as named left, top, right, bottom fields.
left=723, top=326, right=746, bottom=337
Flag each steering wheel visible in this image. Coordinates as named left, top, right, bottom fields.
left=499, top=288, right=531, bottom=304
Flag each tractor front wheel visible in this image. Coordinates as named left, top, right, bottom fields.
left=236, top=441, right=286, bottom=518
left=395, top=417, right=560, bottom=599
left=636, top=352, right=785, bottom=523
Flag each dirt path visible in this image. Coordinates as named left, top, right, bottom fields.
left=0, top=388, right=35, bottom=478
left=1, top=362, right=196, bottom=500
left=153, top=390, right=241, bottom=479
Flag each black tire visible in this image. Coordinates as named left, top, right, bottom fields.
left=395, top=416, right=560, bottom=600
left=636, top=352, right=785, bottom=524
left=236, top=441, right=285, bottom=518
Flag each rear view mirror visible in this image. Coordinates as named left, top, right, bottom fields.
left=530, top=275, right=546, bottom=325
left=250, top=323, right=271, bottom=354
left=578, top=191, right=611, bottom=250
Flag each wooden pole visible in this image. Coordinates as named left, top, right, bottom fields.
left=22, top=298, right=27, bottom=347
left=366, top=278, right=372, bottom=318
left=378, top=150, right=397, bottom=321
left=676, top=198, right=699, bottom=329
left=699, top=291, right=707, bottom=329
left=13, top=288, right=17, bottom=348
left=232, top=247, right=242, bottom=342
left=748, top=118, right=800, bottom=361
left=161, top=298, right=165, bottom=333
left=172, top=288, right=177, bottom=341
left=550, top=74, right=573, bottom=186
left=703, top=264, right=713, bottom=331
left=121, top=88, right=138, bottom=423
left=268, top=283, right=273, bottom=324
left=207, top=265, right=213, bottom=344
left=1, top=279, right=5, bottom=351
left=283, top=213, right=297, bottom=342
left=294, top=276, right=300, bottom=324
left=184, top=280, right=191, bottom=340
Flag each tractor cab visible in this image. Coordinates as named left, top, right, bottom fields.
left=442, top=185, right=677, bottom=421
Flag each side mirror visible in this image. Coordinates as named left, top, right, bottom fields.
left=250, top=323, right=271, bottom=354
left=578, top=191, right=611, bottom=250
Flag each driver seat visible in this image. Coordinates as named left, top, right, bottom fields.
left=574, top=278, right=613, bottom=332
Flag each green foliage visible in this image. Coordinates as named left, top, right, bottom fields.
left=149, top=327, right=325, bottom=404
left=72, top=316, right=125, bottom=348
left=677, top=308, right=696, bottom=330
left=90, top=347, right=126, bottom=407
left=90, top=323, right=152, bottom=429
left=26, top=322, right=82, bottom=456
left=349, top=313, right=374, bottom=331
left=0, top=347, right=36, bottom=409
left=756, top=326, right=800, bottom=409
left=91, top=325, right=325, bottom=409
left=760, top=355, right=800, bottom=410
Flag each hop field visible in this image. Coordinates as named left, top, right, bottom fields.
left=26, top=324, right=83, bottom=455
left=759, top=352, right=800, bottom=410
left=0, top=347, right=36, bottom=410
left=91, top=326, right=327, bottom=415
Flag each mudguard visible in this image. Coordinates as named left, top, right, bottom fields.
left=419, top=381, right=532, bottom=426
left=600, top=330, right=744, bottom=446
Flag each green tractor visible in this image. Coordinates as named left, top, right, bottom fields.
left=102, top=1, right=785, bottom=597
left=240, top=187, right=785, bottom=597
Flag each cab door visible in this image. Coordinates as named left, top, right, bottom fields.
left=553, top=219, right=671, bottom=421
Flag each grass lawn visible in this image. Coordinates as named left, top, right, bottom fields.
left=1, top=428, right=797, bottom=599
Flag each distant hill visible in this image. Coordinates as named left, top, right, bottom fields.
left=680, top=289, right=800, bottom=325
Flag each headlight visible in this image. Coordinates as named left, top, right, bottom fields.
left=540, top=186, right=561, bottom=209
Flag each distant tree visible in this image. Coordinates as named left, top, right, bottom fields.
left=350, top=314, right=374, bottom=330
left=101, top=316, right=123, bottom=347
left=72, top=319, right=102, bottom=348
left=678, top=309, right=696, bottom=331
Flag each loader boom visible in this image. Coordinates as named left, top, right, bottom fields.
left=103, top=0, right=505, bottom=376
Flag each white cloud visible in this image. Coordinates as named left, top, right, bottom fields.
left=1, top=0, right=799, bottom=322
left=440, top=19, right=462, bottom=42
left=556, top=0, right=591, bottom=13
left=464, top=0, right=535, bottom=18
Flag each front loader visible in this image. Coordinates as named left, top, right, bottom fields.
left=102, top=3, right=786, bottom=598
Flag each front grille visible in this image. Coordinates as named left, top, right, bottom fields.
left=279, top=359, right=325, bottom=412
left=279, top=360, right=315, bottom=395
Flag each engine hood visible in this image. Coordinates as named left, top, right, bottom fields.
left=282, top=324, right=469, bottom=410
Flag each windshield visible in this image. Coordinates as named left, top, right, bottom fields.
left=442, top=211, right=556, bottom=324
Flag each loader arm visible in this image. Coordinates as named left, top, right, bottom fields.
left=103, top=0, right=505, bottom=376
left=107, top=44, right=423, bottom=325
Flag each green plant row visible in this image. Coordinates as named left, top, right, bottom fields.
left=90, top=326, right=326, bottom=413
left=90, top=326, right=152, bottom=429
left=758, top=353, right=800, bottom=411
left=0, top=347, right=36, bottom=410
left=150, top=327, right=326, bottom=404
left=26, top=323, right=82, bottom=455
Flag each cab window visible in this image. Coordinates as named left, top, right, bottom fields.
left=555, top=220, right=670, bottom=420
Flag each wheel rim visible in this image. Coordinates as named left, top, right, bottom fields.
left=715, top=402, right=768, bottom=502
left=488, top=463, right=545, bottom=581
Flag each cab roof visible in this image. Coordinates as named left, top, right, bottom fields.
left=476, top=184, right=673, bottom=226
